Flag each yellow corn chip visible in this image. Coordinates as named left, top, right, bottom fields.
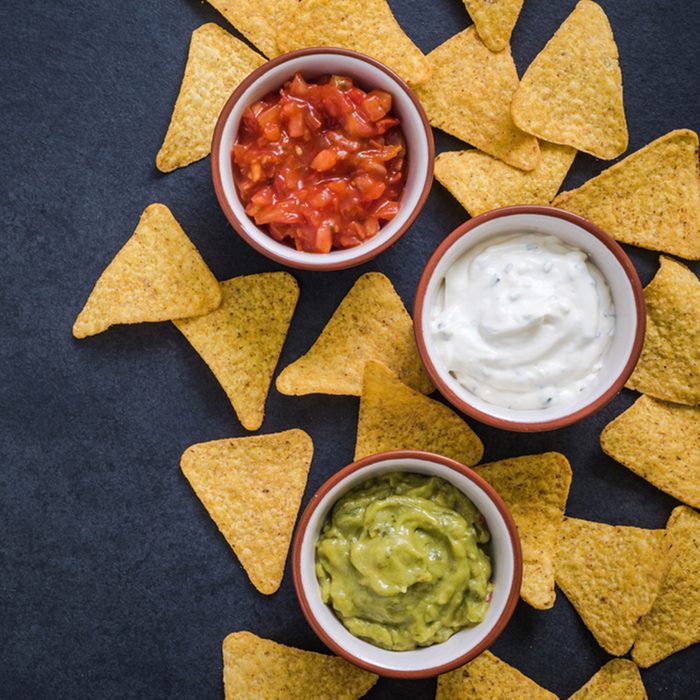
left=511, top=0, right=628, bottom=159
left=553, top=130, right=700, bottom=259
left=475, top=453, right=572, bottom=609
left=633, top=506, right=700, bottom=667
left=276, top=0, right=430, bottom=87
left=180, top=430, right=313, bottom=594
left=415, top=27, right=540, bottom=170
left=156, top=24, right=265, bottom=172
left=222, top=631, right=378, bottom=699
left=626, top=257, right=700, bottom=404
left=73, top=204, right=220, bottom=338
left=436, top=650, right=557, bottom=700
left=354, top=361, right=483, bottom=464
left=601, top=395, right=700, bottom=509
left=463, top=0, right=524, bottom=52
left=435, top=143, right=576, bottom=216
left=173, top=273, right=298, bottom=431
left=555, top=517, right=672, bottom=656
left=276, top=273, right=434, bottom=396
left=568, top=659, right=647, bottom=700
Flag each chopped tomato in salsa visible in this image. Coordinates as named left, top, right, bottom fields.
left=233, top=73, right=406, bottom=253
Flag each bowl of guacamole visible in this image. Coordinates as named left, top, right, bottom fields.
left=292, top=451, right=522, bottom=678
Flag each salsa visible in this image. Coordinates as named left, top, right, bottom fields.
left=233, top=73, right=406, bottom=253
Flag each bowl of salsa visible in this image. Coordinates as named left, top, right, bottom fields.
left=211, top=48, right=434, bottom=270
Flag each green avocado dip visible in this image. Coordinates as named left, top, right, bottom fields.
left=315, top=472, right=493, bottom=651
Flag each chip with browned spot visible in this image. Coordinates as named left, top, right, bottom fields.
left=463, top=0, right=524, bottom=52
left=181, top=430, right=313, bottom=594
left=568, top=659, right=647, bottom=700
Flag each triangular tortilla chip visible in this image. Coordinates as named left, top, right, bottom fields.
left=463, top=0, right=524, bottom=52
left=156, top=24, right=265, bottom=172
left=626, top=257, right=700, bottom=404
left=475, top=453, right=572, bottom=609
left=174, top=273, right=299, bottom=431
left=601, top=395, right=700, bottom=508
left=276, top=0, right=430, bottom=87
left=276, top=273, right=434, bottom=396
left=436, top=142, right=576, bottom=216
left=436, top=651, right=557, bottom=700
left=222, top=631, right=378, bottom=699
left=414, top=27, right=540, bottom=171
left=555, top=517, right=672, bottom=655
left=73, top=204, right=221, bottom=338
left=511, top=0, right=628, bottom=159
left=553, top=130, right=700, bottom=260
left=354, top=361, right=483, bottom=464
left=633, top=506, right=700, bottom=668
left=180, top=430, right=313, bottom=594
left=569, top=659, right=647, bottom=700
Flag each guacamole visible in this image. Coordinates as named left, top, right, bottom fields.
left=315, top=472, right=493, bottom=651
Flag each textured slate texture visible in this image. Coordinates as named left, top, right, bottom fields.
left=0, top=1, right=698, bottom=698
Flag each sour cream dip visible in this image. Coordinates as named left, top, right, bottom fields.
left=431, top=233, right=615, bottom=410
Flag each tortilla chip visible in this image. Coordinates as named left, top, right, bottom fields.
left=73, top=204, right=221, bottom=338
left=511, top=0, right=627, bottom=159
left=156, top=24, right=265, bottom=172
left=555, top=517, right=672, bottom=655
left=180, top=430, right=313, bottom=594
left=569, top=659, right=647, bottom=700
left=633, top=506, right=700, bottom=667
left=463, top=0, right=524, bottom=52
left=626, top=257, right=700, bottom=404
left=354, top=361, right=483, bottom=464
left=276, top=273, right=433, bottom=396
left=436, top=650, right=557, bottom=700
left=276, top=0, right=430, bottom=87
left=222, top=631, right=378, bottom=699
left=475, top=453, right=572, bottom=609
left=553, top=130, right=700, bottom=259
left=435, top=142, right=576, bottom=216
left=174, top=273, right=298, bottom=431
left=415, top=27, right=540, bottom=171
left=600, top=396, right=700, bottom=508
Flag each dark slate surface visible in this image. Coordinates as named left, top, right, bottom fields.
left=1, top=1, right=698, bottom=698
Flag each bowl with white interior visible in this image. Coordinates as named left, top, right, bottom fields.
left=414, top=206, right=646, bottom=432
left=291, top=450, right=522, bottom=678
left=211, top=48, right=433, bottom=270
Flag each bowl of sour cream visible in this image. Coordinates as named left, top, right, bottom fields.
left=414, top=206, right=645, bottom=432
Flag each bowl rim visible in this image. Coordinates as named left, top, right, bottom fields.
left=210, top=47, right=435, bottom=271
left=291, top=449, right=523, bottom=679
left=413, top=205, right=646, bottom=432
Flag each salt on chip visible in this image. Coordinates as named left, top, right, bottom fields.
left=555, top=517, right=672, bottom=656
left=601, top=395, right=700, bottom=509
left=73, top=204, right=221, bottom=338
left=633, top=506, right=700, bottom=668
left=511, top=0, right=628, bottom=159
left=435, top=142, right=576, bottom=216
left=415, top=27, right=540, bottom=170
left=354, top=361, right=483, bottom=465
left=475, top=453, right=572, bottom=609
left=174, top=273, right=299, bottom=431
left=553, top=130, right=700, bottom=259
left=463, top=0, right=524, bottom=52
left=626, top=256, right=700, bottom=404
left=568, top=659, right=647, bottom=700
left=156, top=24, right=265, bottom=172
left=276, top=273, right=434, bottom=396
left=276, top=0, right=431, bottom=87
left=180, top=430, right=313, bottom=594
left=222, top=631, right=378, bottom=700
left=436, top=650, right=557, bottom=700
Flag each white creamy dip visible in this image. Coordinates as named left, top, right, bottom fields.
left=431, top=233, right=615, bottom=410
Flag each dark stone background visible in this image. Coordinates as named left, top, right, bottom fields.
left=1, top=1, right=698, bottom=697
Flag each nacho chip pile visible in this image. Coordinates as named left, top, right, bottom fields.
left=568, top=659, right=647, bottom=700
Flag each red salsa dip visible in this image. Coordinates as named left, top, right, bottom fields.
left=232, top=73, right=406, bottom=253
